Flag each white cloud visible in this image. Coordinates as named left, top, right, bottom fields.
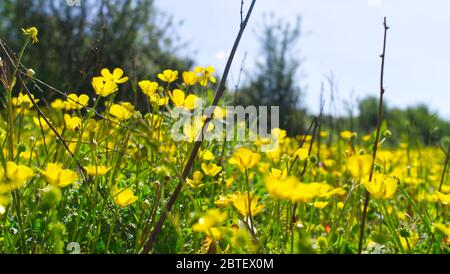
left=366, top=0, right=383, bottom=8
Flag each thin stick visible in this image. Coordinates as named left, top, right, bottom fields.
left=141, top=0, right=257, bottom=254
left=358, top=17, right=389, bottom=254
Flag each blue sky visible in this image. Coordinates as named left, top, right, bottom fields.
left=156, top=0, right=450, bottom=119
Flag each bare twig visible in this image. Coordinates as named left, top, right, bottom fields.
left=142, top=0, right=257, bottom=254
left=358, top=17, right=389, bottom=254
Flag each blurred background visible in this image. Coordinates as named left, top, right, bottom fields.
left=1, top=0, right=449, bottom=144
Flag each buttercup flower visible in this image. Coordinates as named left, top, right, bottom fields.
left=112, top=186, right=138, bottom=207
left=233, top=147, right=261, bottom=172
left=138, top=80, right=159, bottom=97
left=40, top=163, right=78, bottom=188
left=195, top=66, right=216, bottom=86
left=169, top=89, right=198, bottom=110
left=201, top=163, right=222, bottom=176
left=66, top=93, right=89, bottom=110
left=101, top=68, right=129, bottom=84
left=232, top=192, right=264, bottom=217
left=182, top=71, right=198, bottom=86
left=83, top=165, right=111, bottom=176
left=92, top=77, right=118, bottom=97
left=22, top=26, right=39, bottom=43
left=186, top=171, right=205, bottom=189
left=158, top=69, right=178, bottom=83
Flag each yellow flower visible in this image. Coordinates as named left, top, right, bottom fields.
left=320, top=131, right=329, bottom=138
left=195, top=66, right=216, bottom=86
left=232, top=192, right=264, bottom=217
left=400, top=232, right=419, bottom=251
left=363, top=173, right=398, bottom=199
left=269, top=168, right=287, bottom=180
left=92, top=77, right=118, bottom=97
left=199, top=149, right=215, bottom=161
left=201, top=163, right=222, bottom=176
left=12, top=92, right=39, bottom=109
left=33, top=117, right=50, bottom=130
left=434, top=223, right=450, bottom=236
left=265, top=175, right=332, bottom=203
left=22, top=26, right=39, bottom=44
left=169, top=89, right=198, bottom=110
left=149, top=94, right=169, bottom=107
left=291, top=182, right=331, bottom=203
left=182, top=71, right=198, bottom=86
left=233, top=147, right=261, bottom=172
left=83, top=165, right=111, bottom=176
left=109, top=103, right=134, bottom=121
left=112, top=186, right=138, bottom=207
left=0, top=195, right=11, bottom=215
left=157, top=69, right=178, bottom=83
left=340, top=130, right=356, bottom=140
left=66, top=93, right=89, bottom=110
left=432, top=191, right=450, bottom=205
left=64, top=114, right=82, bottom=131
left=51, top=99, right=66, bottom=110
left=101, top=68, right=129, bottom=84
left=192, top=209, right=227, bottom=239
left=214, top=195, right=234, bottom=208
left=40, top=163, right=78, bottom=188
left=347, top=154, right=373, bottom=179
left=0, top=162, right=34, bottom=194
left=362, top=134, right=371, bottom=142
left=313, top=201, right=329, bottom=209
left=186, top=171, right=205, bottom=189
left=138, top=80, right=159, bottom=97
left=293, top=148, right=309, bottom=161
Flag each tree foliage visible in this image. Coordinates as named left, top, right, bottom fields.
left=0, top=0, right=191, bottom=106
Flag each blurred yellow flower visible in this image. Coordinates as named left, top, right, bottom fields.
left=313, top=201, right=329, bottom=209
left=40, top=163, right=78, bottom=188
left=233, top=147, right=261, bottom=172
left=195, top=66, right=216, bottom=86
left=158, top=69, right=178, bottom=83
left=83, top=165, right=111, bottom=176
left=432, top=191, right=450, bottom=205
left=233, top=192, right=264, bottom=217
left=201, top=163, right=222, bottom=176
left=347, top=154, right=373, bottom=179
left=363, top=173, right=398, bottom=199
left=33, top=117, right=50, bottom=130
left=199, top=149, right=215, bottom=161
left=186, top=171, right=205, bottom=189
left=434, top=223, right=450, bottom=236
left=192, top=209, right=227, bottom=239
left=51, top=98, right=66, bottom=110
left=293, top=148, right=309, bottom=161
left=138, top=80, right=159, bottom=97
left=22, top=26, right=39, bottom=43
left=340, top=130, right=356, bottom=140
left=64, top=114, right=82, bottom=131
left=109, top=103, right=133, bottom=121
left=182, top=71, right=198, bottom=86
left=12, top=92, right=39, bottom=109
left=0, top=162, right=34, bottom=194
left=112, top=186, right=138, bottom=207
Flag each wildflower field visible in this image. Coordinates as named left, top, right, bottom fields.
left=1, top=8, right=450, bottom=255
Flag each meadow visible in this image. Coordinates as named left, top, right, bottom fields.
left=1, top=11, right=450, bottom=255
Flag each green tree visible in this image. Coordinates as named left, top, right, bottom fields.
left=0, top=0, right=191, bottom=108
left=236, top=14, right=306, bottom=135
